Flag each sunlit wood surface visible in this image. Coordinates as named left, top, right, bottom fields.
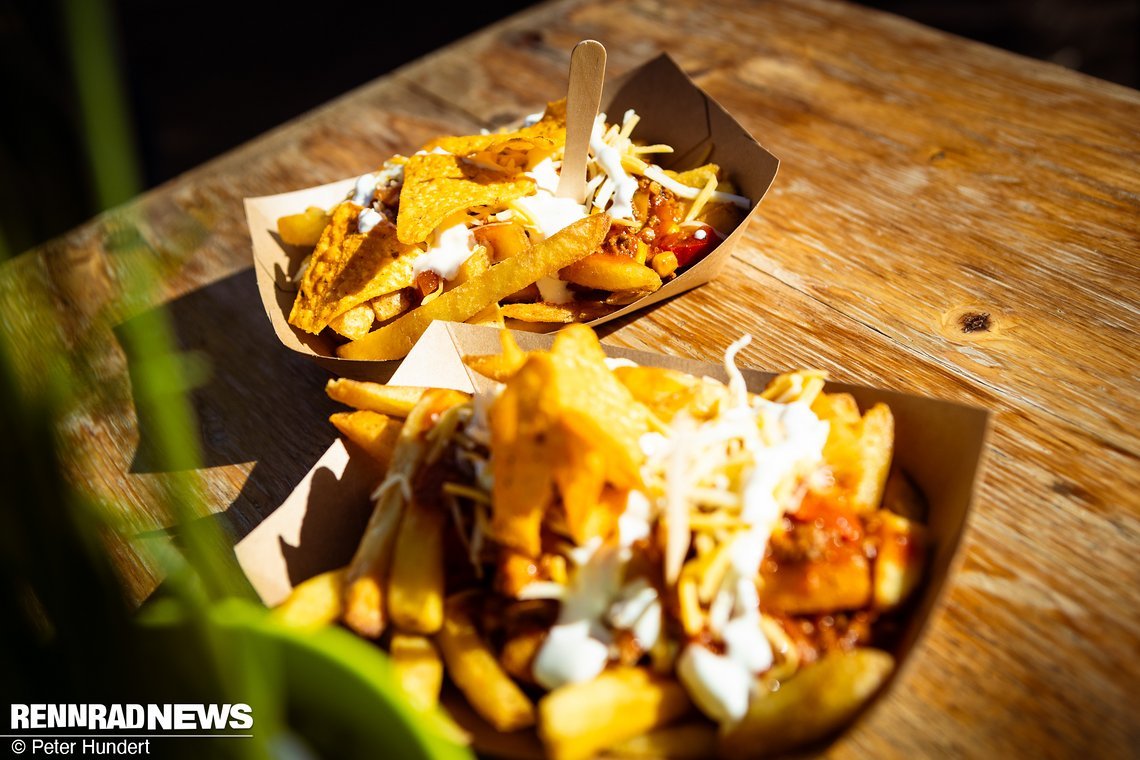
left=1, top=0, right=1137, bottom=756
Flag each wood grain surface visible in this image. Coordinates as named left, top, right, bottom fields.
left=1, top=0, right=1137, bottom=756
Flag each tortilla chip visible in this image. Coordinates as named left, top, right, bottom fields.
left=668, top=163, right=721, bottom=189
left=489, top=352, right=558, bottom=556
left=289, top=202, right=421, bottom=334
left=547, top=325, right=649, bottom=489
left=397, top=154, right=535, bottom=245
left=485, top=324, right=651, bottom=553
left=421, top=99, right=567, bottom=156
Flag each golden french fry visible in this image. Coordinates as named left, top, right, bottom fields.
left=271, top=568, right=345, bottom=628
left=328, top=302, right=376, bottom=340
left=329, top=411, right=401, bottom=468
left=872, top=509, right=926, bottom=610
left=760, top=550, right=872, bottom=615
left=454, top=245, right=492, bottom=285
left=343, top=389, right=469, bottom=638
left=436, top=595, right=535, bottom=732
left=387, top=496, right=446, bottom=634
left=560, top=253, right=662, bottom=293
left=326, top=379, right=425, bottom=417
left=371, top=289, right=413, bottom=324
left=337, top=214, right=610, bottom=360
left=277, top=206, right=330, bottom=246
left=500, top=301, right=614, bottom=324
left=537, top=667, right=692, bottom=760
left=500, top=302, right=575, bottom=324
left=390, top=634, right=444, bottom=712
left=719, top=650, right=895, bottom=759
left=814, top=398, right=894, bottom=513
left=463, top=329, right=529, bottom=382
left=852, top=403, right=894, bottom=510
left=609, top=723, right=717, bottom=759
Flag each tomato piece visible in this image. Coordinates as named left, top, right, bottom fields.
left=658, top=225, right=719, bottom=268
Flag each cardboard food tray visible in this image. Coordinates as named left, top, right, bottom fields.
left=245, top=54, right=780, bottom=380
left=235, top=321, right=990, bottom=758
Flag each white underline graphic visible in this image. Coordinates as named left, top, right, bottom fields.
left=2, top=734, right=253, bottom=738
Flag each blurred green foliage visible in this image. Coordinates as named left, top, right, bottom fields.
left=0, top=220, right=472, bottom=757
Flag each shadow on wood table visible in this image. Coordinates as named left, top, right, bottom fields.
left=115, top=267, right=339, bottom=541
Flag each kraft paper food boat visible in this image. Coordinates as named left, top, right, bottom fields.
left=245, top=54, right=780, bottom=380
left=234, top=321, right=991, bottom=758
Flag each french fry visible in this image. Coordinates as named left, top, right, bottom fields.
left=387, top=495, right=446, bottom=634
left=327, top=302, right=375, bottom=340
left=390, top=634, right=444, bottom=712
left=609, top=723, right=717, bottom=759
left=855, top=404, right=894, bottom=510
left=719, top=649, right=895, bottom=758
left=271, top=567, right=345, bottom=628
left=560, top=253, right=662, bottom=292
left=337, top=214, right=610, bottom=360
left=326, top=379, right=425, bottom=417
left=500, top=301, right=613, bottom=323
left=277, top=206, right=330, bottom=246
left=872, top=509, right=926, bottom=610
left=500, top=302, right=575, bottom=323
left=814, top=399, right=894, bottom=513
left=371, top=288, right=413, bottom=324
left=537, top=667, right=692, bottom=760
left=343, top=389, right=468, bottom=638
left=329, top=411, right=401, bottom=468
left=436, top=595, right=535, bottom=732
left=760, top=551, right=872, bottom=615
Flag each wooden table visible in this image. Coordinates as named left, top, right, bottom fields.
left=2, top=0, right=1137, bottom=755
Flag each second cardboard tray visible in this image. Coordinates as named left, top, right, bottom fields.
left=245, top=54, right=780, bottom=380
left=235, top=321, right=991, bottom=758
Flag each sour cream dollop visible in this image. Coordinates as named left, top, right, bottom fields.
left=412, top=223, right=478, bottom=281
